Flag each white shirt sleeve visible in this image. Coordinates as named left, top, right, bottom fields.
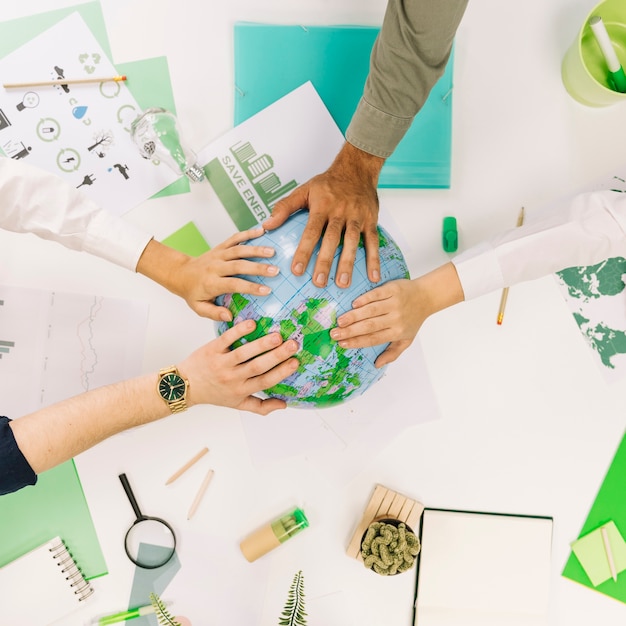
left=452, top=190, right=626, bottom=300
left=0, top=157, right=152, bottom=271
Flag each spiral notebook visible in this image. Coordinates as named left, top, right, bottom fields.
left=0, top=536, right=94, bottom=625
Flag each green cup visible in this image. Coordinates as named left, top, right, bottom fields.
left=562, top=0, right=626, bottom=106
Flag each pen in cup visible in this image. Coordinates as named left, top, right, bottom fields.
left=589, top=15, right=626, bottom=93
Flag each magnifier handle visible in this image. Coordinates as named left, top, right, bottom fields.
left=119, top=473, right=144, bottom=520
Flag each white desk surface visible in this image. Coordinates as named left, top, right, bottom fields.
left=2, top=1, right=626, bottom=625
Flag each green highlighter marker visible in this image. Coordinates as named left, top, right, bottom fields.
left=589, top=15, right=626, bottom=93
left=93, top=603, right=166, bottom=625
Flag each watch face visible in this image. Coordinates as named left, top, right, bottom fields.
left=159, top=373, right=186, bottom=402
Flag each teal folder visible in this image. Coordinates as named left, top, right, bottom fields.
left=234, top=22, right=454, bottom=189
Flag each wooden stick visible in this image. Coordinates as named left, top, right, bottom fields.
left=165, top=447, right=209, bottom=485
left=3, top=75, right=127, bottom=88
left=187, top=468, right=214, bottom=520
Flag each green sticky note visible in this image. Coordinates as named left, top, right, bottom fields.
left=162, top=221, right=210, bottom=256
left=571, top=521, right=626, bottom=586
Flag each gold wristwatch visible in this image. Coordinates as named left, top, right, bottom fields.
left=157, top=366, right=189, bottom=414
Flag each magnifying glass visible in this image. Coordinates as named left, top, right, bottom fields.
left=119, top=473, right=176, bottom=569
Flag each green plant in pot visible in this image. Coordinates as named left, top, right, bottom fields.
left=360, top=519, right=420, bottom=575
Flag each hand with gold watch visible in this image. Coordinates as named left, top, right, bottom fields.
left=157, top=366, right=189, bottom=414
left=7, top=320, right=299, bottom=494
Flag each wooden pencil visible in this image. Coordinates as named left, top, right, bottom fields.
left=3, top=75, right=127, bottom=88
left=165, top=447, right=209, bottom=485
left=187, top=468, right=214, bottom=520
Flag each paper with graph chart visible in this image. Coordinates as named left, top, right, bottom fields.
left=0, top=284, right=148, bottom=418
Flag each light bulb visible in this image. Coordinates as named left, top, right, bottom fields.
left=130, top=107, right=204, bottom=182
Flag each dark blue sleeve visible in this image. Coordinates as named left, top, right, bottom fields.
left=0, top=416, right=37, bottom=495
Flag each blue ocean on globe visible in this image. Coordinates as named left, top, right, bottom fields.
left=215, top=210, right=410, bottom=408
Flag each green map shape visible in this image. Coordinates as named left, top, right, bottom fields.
left=556, top=257, right=626, bottom=369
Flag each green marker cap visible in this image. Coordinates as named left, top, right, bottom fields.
left=442, top=216, right=458, bottom=253
left=609, top=67, right=626, bottom=93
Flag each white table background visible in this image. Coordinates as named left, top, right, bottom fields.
left=2, top=0, right=626, bottom=624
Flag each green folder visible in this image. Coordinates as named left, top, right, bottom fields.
left=0, top=461, right=107, bottom=579
left=563, top=430, right=626, bottom=602
left=234, top=22, right=454, bottom=189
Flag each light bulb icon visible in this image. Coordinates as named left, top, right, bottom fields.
left=16, top=91, right=40, bottom=112
left=130, top=107, right=204, bottom=182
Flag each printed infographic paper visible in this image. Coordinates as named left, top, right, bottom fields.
left=0, top=12, right=179, bottom=215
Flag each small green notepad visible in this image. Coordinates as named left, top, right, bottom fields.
left=571, top=521, right=626, bottom=587
left=234, top=22, right=455, bottom=189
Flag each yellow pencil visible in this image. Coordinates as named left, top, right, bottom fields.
left=3, top=75, right=127, bottom=88
left=165, top=447, right=209, bottom=485
left=187, top=468, right=214, bottom=520
left=496, top=207, right=525, bottom=325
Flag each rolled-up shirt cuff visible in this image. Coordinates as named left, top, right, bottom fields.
left=452, top=190, right=626, bottom=301
left=345, top=97, right=413, bottom=158
left=83, top=210, right=152, bottom=272
left=452, top=242, right=505, bottom=301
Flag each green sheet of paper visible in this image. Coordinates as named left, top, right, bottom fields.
left=0, top=460, right=107, bottom=579
left=234, top=22, right=454, bottom=189
left=0, top=2, right=189, bottom=199
left=571, top=521, right=626, bottom=586
left=563, top=430, right=626, bottom=602
left=162, top=221, right=210, bottom=256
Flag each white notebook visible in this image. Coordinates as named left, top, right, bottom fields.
left=0, top=536, right=94, bottom=625
left=413, top=509, right=553, bottom=626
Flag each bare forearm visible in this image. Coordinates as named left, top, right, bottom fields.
left=136, top=238, right=188, bottom=297
left=9, top=373, right=168, bottom=474
left=415, top=262, right=465, bottom=318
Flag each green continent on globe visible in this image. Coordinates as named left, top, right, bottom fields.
left=215, top=210, right=409, bottom=408
left=222, top=295, right=365, bottom=407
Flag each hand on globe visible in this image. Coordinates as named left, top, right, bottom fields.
left=179, top=319, right=299, bottom=415
left=217, top=211, right=410, bottom=408
left=263, top=143, right=384, bottom=290
left=332, top=264, right=465, bottom=367
left=168, top=227, right=281, bottom=321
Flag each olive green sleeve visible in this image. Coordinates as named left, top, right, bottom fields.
left=346, top=0, right=469, bottom=158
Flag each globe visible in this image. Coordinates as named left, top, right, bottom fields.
left=215, top=210, right=410, bottom=408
